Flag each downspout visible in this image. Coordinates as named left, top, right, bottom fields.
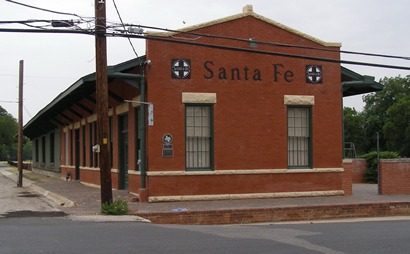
left=341, top=83, right=345, bottom=159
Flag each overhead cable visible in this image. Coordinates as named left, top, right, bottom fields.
left=0, top=27, right=409, bottom=71
left=128, top=24, right=410, bottom=61
left=111, top=0, right=139, bottom=57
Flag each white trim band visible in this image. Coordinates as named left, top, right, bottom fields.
left=147, top=168, right=344, bottom=176
left=148, top=190, right=344, bottom=202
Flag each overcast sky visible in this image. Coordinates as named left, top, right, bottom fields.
left=1, top=0, right=409, bottom=124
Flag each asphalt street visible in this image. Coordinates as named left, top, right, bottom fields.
left=0, top=217, right=409, bottom=254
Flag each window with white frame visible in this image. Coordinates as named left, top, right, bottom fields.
left=288, top=107, right=311, bottom=168
left=185, top=105, right=212, bottom=170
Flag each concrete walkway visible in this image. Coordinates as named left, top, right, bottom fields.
left=1, top=164, right=410, bottom=224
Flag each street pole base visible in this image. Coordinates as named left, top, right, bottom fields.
left=139, top=188, right=149, bottom=203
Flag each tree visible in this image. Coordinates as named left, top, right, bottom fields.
left=362, top=75, right=410, bottom=156
left=383, top=95, right=410, bottom=156
left=22, top=138, right=32, bottom=161
left=0, top=106, right=18, bottom=161
left=343, top=107, right=366, bottom=155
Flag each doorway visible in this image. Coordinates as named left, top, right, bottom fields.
left=75, top=129, right=80, bottom=180
left=118, top=115, right=129, bottom=189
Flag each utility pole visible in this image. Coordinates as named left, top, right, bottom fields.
left=95, top=0, right=112, bottom=204
left=17, top=60, right=24, bottom=188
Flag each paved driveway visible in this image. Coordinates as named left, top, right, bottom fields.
left=0, top=165, right=62, bottom=217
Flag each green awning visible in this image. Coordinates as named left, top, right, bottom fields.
left=341, top=66, right=383, bottom=97
left=23, top=57, right=145, bottom=139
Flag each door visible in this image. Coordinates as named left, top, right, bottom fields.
left=119, top=115, right=129, bottom=189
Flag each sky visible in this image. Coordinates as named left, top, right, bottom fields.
left=1, top=0, right=409, bottom=124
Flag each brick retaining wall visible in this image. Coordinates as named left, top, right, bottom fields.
left=137, top=201, right=410, bottom=224
left=380, top=159, right=410, bottom=195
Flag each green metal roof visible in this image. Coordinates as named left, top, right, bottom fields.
left=23, top=56, right=145, bottom=139
left=341, top=66, right=383, bottom=97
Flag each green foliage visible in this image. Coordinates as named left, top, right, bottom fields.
left=23, top=140, right=32, bottom=161
left=343, top=107, right=366, bottom=155
left=361, top=75, right=410, bottom=156
left=0, top=106, right=18, bottom=161
left=359, top=151, right=399, bottom=183
left=101, top=200, right=129, bottom=215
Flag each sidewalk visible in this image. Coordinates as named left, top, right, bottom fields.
left=1, top=165, right=410, bottom=224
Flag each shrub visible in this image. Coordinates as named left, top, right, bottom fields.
left=101, top=199, right=129, bottom=215
left=359, top=151, right=399, bottom=183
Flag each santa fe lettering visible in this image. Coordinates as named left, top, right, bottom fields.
left=272, top=64, right=293, bottom=83
left=203, top=61, right=262, bottom=81
left=203, top=61, right=294, bottom=83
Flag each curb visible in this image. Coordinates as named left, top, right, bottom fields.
left=29, top=184, right=75, bottom=208
left=68, top=215, right=151, bottom=223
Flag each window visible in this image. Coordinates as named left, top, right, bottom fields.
left=288, top=107, right=311, bottom=168
left=185, top=105, right=213, bottom=170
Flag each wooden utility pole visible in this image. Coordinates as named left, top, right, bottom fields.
left=95, top=0, right=113, bottom=204
left=17, top=60, right=24, bottom=188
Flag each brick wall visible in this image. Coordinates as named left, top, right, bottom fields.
left=352, top=159, right=367, bottom=183
left=343, top=159, right=367, bottom=183
left=143, top=14, right=343, bottom=199
left=137, top=202, right=410, bottom=224
left=342, top=159, right=352, bottom=195
left=380, top=159, right=410, bottom=195
left=147, top=171, right=344, bottom=198
left=146, top=15, right=342, bottom=173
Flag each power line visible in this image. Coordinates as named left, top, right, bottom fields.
left=0, top=27, right=409, bottom=71
left=2, top=17, right=410, bottom=62
left=23, top=104, right=32, bottom=118
left=2, top=0, right=410, bottom=61
left=2, top=14, right=410, bottom=62
left=0, top=100, right=18, bottom=103
left=127, top=24, right=410, bottom=61
left=111, top=0, right=138, bottom=58
left=109, top=31, right=410, bottom=71
left=0, top=27, right=94, bottom=35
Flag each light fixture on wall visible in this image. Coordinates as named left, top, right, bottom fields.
left=249, top=38, right=257, bottom=48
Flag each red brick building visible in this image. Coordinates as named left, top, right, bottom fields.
left=24, top=5, right=381, bottom=202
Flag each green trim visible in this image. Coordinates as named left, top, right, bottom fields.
left=341, top=66, right=383, bottom=97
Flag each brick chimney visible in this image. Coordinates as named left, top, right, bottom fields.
left=243, top=5, right=253, bottom=13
